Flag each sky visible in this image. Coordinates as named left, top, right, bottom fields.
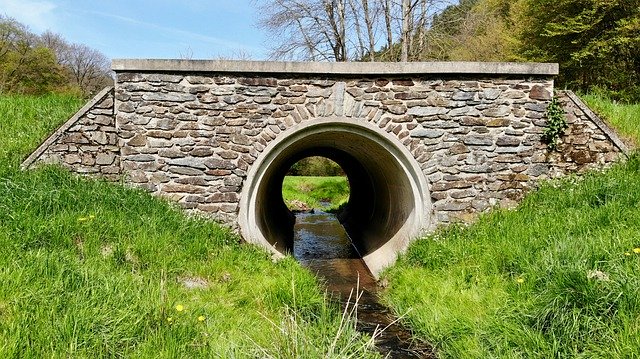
left=0, top=0, right=270, bottom=60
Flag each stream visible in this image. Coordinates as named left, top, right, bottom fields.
left=293, top=211, right=436, bottom=359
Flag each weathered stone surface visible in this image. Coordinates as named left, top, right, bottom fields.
left=464, top=135, right=493, bottom=146
left=411, top=128, right=444, bottom=138
left=142, top=92, right=196, bottom=102
left=482, top=106, right=511, bottom=117
left=530, top=85, right=551, bottom=100
left=25, top=68, right=624, bottom=260
left=408, top=106, right=448, bottom=117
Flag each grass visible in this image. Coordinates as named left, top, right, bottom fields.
left=282, top=176, right=349, bottom=211
left=581, top=91, right=640, bottom=146
left=381, top=93, right=640, bottom=358
left=0, top=94, right=379, bottom=358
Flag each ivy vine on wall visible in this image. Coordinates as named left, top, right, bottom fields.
left=542, top=97, right=568, bottom=151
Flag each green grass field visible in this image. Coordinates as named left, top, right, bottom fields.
left=380, top=95, right=640, bottom=358
left=581, top=91, right=640, bottom=146
left=282, top=176, right=349, bottom=211
left=0, top=94, right=379, bottom=358
left=2, top=91, right=638, bottom=358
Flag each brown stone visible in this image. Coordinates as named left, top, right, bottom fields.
left=448, top=143, right=470, bottom=155
left=163, top=183, right=205, bottom=194
left=486, top=118, right=510, bottom=127
left=128, top=134, right=147, bottom=146
left=191, top=147, right=214, bottom=157
left=570, top=150, right=594, bottom=165
left=529, top=85, right=551, bottom=100
left=393, top=79, right=414, bottom=86
left=239, top=77, right=278, bottom=87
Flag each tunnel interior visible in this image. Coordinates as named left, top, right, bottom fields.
left=250, top=128, right=420, bottom=259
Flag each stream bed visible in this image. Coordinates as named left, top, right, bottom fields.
left=293, top=211, right=436, bottom=359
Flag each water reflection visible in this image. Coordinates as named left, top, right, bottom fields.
left=293, top=211, right=435, bottom=359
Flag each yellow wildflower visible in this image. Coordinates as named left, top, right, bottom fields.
left=633, top=248, right=640, bottom=254
left=516, top=277, right=525, bottom=284
left=198, top=316, right=205, bottom=322
left=175, top=304, right=185, bottom=312
left=625, top=252, right=631, bottom=256
left=167, top=317, right=173, bottom=323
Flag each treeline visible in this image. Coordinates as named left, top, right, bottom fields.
left=1, top=15, right=112, bottom=96
left=256, top=0, right=639, bottom=101
left=423, top=0, right=639, bottom=101
left=287, top=156, right=345, bottom=176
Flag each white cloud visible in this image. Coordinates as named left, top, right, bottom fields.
left=0, top=0, right=57, bottom=31
left=88, top=10, right=260, bottom=54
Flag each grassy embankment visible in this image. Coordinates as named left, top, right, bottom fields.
left=0, top=95, right=379, bottom=358
left=282, top=176, right=349, bottom=211
left=381, top=93, right=640, bottom=358
left=581, top=91, right=640, bottom=146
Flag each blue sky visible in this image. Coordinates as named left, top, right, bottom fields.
left=0, top=0, right=269, bottom=60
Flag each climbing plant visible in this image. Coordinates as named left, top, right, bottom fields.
left=542, top=96, right=568, bottom=151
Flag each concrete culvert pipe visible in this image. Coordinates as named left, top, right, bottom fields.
left=238, top=118, right=432, bottom=276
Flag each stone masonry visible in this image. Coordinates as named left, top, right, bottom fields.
left=22, top=87, right=120, bottom=179
left=23, top=61, right=628, bottom=227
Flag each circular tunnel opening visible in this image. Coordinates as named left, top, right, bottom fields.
left=281, top=156, right=354, bottom=262
left=282, top=156, right=349, bottom=212
left=239, top=119, right=431, bottom=274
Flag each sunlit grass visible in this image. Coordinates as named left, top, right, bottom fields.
left=580, top=91, right=640, bottom=146
left=0, top=94, right=379, bottom=358
left=383, top=156, right=640, bottom=358
left=282, top=176, right=349, bottom=211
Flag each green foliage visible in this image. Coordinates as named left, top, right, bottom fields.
left=414, top=0, right=640, bottom=101
left=542, top=96, right=568, bottom=151
left=282, top=176, right=350, bottom=211
left=287, top=156, right=345, bottom=176
left=0, top=17, right=63, bottom=95
left=0, top=15, right=111, bottom=96
left=581, top=90, right=640, bottom=146
left=418, top=0, right=523, bottom=62
left=0, top=95, right=378, bottom=357
left=520, top=0, right=640, bottom=101
left=383, top=154, right=640, bottom=358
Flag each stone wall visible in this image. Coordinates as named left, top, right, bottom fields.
left=23, top=62, right=628, bottom=227
left=22, top=87, right=120, bottom=179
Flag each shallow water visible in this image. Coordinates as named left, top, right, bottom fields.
left=293, top=211, right=435, bottom=359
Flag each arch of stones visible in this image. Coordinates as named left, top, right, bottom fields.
left=22, top=60, right=628, bottom=275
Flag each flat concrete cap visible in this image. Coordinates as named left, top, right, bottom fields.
left=112, top=59, right=559, bottom=76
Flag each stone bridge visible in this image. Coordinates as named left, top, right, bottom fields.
left=22, top=60, right=628, bottom=275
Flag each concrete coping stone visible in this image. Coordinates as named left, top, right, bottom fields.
left=112, top=59, right=559, bottom=76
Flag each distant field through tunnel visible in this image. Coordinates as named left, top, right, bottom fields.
left=238, top=118, right=432, bottom=275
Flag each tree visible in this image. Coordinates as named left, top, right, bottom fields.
left=254, top=0, right=454, bottom=61
left=40, top=30, right=113, bottom=96
left=520, top=0, right=640, bottom=100
left=64, top=43, right=112, bottom=96
left=1, top=16, right=113, bottom=96
left=413, top=0, right=523, bottom=61
left=0, top=15, right=64, bottom=94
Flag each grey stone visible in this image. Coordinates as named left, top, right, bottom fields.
left=142, top=92, right=196, bottom=102
left=96, top=152, right=116, bottom=165
left=408, top=107, right=448, bottom=117
left=127, top=154, right=156, bottom=162
left=463, top=135, right=493, bottom=146
left=482, top=106, right=511, bottom=117
left=483, top=88, right=502, bottom=100
left=169, top=157, right=206, bottom=169
left=411, top=128, right=444, bottom=138
left=452, top=91, right=476, bottom=101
